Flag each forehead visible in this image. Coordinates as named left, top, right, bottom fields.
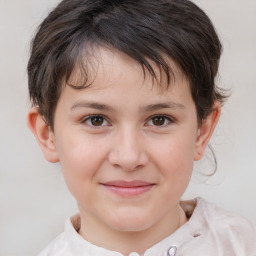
left=67, top=46, right=189, bottom=94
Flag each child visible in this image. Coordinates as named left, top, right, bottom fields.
left=27, top=0, right=256, bottom=255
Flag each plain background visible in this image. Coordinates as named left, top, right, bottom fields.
left=0, top=0, right=255, bottom=255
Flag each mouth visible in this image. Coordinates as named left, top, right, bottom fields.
left=100, top=180, right=156, bottom=197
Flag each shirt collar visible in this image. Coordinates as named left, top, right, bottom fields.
left=64, top=198, right=205, bottom=256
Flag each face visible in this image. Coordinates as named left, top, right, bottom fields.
left=48, top=48, right=202, bottom=234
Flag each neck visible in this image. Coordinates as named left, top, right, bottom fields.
left=78, top=205, right=187, bottom=256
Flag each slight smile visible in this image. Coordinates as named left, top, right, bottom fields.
left=100, top=180, right=156, bottom=197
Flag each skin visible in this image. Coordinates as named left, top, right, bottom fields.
left=28, top=47, right=220, bottom=255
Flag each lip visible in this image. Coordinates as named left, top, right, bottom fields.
left=100, top=180, right=155, bottom=197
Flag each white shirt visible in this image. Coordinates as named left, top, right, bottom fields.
left=38, top=198, right=256, bottom=256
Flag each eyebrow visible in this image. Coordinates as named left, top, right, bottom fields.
left=142, top=102, right=185, bottom=112
left=71, top=102, right=114, bottom=111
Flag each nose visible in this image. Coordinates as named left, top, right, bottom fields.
left=108, top=127, right=148, bottom=171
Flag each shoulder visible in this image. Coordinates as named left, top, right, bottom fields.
left=37, top=232, right=66, bottom=256
left=195, top=197, right=255, bottom=230
left=37, top=214, right=83, bottom=256
left=190, top=198, right=256, bottom=254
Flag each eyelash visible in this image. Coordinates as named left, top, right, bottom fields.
left=82, top=114, right=174, bottom=129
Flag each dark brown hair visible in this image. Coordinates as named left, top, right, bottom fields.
left=28, top=0, right=226, bottom=128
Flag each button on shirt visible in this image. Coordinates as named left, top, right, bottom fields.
left=38, top=198, right=256, bottom=256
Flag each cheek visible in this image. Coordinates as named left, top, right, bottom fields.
left=151, top=135, right=196, bottom=183
left=55, top=135, right=108, bottom=192
left=157, top=146, right=193, bottom=203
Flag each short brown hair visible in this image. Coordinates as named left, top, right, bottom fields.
left=28, top=0, right=226, bottom=128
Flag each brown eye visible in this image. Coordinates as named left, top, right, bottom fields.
left=147, top=115, right=172, bottom=127
left=152, top=116, right=166, bottom=126
left=84, top=115, right=108, bottom=127
left=91, top=116, right=104, bottom=126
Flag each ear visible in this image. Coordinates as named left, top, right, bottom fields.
left=27, top=107, right=59, bottom=163
left=194, top=102, right=221, bottom=161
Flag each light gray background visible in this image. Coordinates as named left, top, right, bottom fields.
left=0, top=0, right=255, bottom=255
